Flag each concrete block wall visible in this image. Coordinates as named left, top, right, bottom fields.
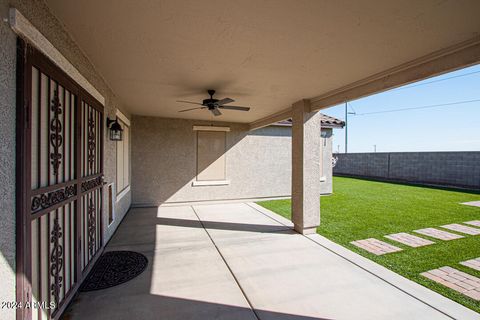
left=334, top=152, right=480, bottom=189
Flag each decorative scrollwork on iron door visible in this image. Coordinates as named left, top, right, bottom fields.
left=31, top=185, right=77, bottom=213
left=81, top=176, right=103, bottom=193
left=87, top=110, right=96, bottom=172
left=87, top=198, right=97, bottom=256
left=50, top=215, right=64, bottom=305
left=50, top=89, right=63, bottom=178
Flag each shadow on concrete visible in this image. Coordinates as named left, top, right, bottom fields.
left=158, top=216, right=292, bottom=233
left=120, top=294, right=334, bottom=320
left=64, top=292, right=332, bottom=320
left=60, top=206, right=334, bottom=320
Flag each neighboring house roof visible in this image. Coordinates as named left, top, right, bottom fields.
left=273, top=114, right=345, bottom=129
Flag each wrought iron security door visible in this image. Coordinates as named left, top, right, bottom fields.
left=16, top=39, right=104, bottom=320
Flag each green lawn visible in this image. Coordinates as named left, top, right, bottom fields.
left=257, top=176, right=480, bottom=312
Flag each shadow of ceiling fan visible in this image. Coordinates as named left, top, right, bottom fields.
left=177, top=90, right=250, bottom=116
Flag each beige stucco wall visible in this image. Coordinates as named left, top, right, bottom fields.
left=131, top=116, right=334, bottom=206
left=0, top=2, right=132, bottom=318
left=0, top=3, right=17, bottom=319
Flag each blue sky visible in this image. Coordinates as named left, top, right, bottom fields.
left=324, top=64, right=480, bottom=153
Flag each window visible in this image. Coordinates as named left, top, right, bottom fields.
left=107, top=183, right=114, bottom=225
left=116, top=113, right=130, bottom=195
left=193, top=126, right=230, bottom=186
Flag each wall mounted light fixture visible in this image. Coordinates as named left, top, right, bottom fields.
left=106, top=117, right=123, bottom=141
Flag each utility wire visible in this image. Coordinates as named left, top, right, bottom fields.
left=353, top=98, right=480, bottom=116
left=349, top=102, right=357, bottom=114
left=390, top=70, right=480, bottom=91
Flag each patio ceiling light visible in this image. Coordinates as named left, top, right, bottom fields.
left=106, top=117, right=123, bottom=141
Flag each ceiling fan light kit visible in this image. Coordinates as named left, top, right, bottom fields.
left=177, top=90, right=250, bottom=116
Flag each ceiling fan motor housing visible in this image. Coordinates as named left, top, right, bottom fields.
left=204, top=90, right=218, bottom=109
left=203, top=98, right=219, bottom=108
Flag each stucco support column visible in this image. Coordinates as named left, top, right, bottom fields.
left=291, top=99, right=321, bottom=235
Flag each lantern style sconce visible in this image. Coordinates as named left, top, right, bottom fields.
left=106, top=117, right=123, bottom=141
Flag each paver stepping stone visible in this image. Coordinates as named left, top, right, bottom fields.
left=461, top=201, right=480, bottom=207
left=350, top=238, right=402, bottom=255
left=464, top=220, right=480, bottom=228
left=414, top=228, right=464, bottom=240
left=384, top=232, right=434, bottom=247
left=461, top=257, right=480, bottom=271
left=421, top=266, right=480, bottom=301
left=441, top=223, right=480, bottom=235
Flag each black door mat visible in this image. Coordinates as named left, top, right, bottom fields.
left=80, top=251, right=148, bottom=291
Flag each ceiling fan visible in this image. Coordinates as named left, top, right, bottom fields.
left=177, top=90, right=250, bottom=116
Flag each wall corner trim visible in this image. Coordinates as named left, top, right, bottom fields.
left=116, top=109, right=130, bottom=126
left=9, top=8, right=106, bottom=105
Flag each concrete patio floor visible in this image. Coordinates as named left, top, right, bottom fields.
left=62, top=202, right=479, bottom=320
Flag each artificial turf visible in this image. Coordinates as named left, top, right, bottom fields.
left=257, top=176, right=480, bottom=313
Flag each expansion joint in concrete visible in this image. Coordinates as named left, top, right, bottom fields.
left=190, top=206, right=261, bottom=320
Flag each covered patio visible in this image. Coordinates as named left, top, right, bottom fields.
left=63, top=203, right=476, bottom=320
left=2, top=1, right=480, bottom=320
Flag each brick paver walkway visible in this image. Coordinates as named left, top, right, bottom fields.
left=465, top=220, right=480, bottom=227
left=460, top=257, right=480, bottom=272
left=441, top=223, right=480, bottom=235
left=350, top=238, right=402, bottom=255
left=414, top=228, right=464, bottom=240
left=384, top=232, right=434, bottom=247
left=421, top=266, right=480, bottom=300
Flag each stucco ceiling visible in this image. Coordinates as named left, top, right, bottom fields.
left=45, top=0, right=480, bottom=123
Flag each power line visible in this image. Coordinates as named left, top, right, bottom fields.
left=353, top=98, right=480, bottom=116
left=349, top=102, right=357, bottom=114
left=390, top=70, right=480, bottom=91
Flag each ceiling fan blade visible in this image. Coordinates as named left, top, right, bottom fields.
left=178, top=107, right=205, bottom=112
left=176, top=100, right=203, bottom=106
left=210, top=108, right=222, bottom=116
left=216, top=98, right=234, bottom=106
left=218, top=105, right=250, bottom=111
